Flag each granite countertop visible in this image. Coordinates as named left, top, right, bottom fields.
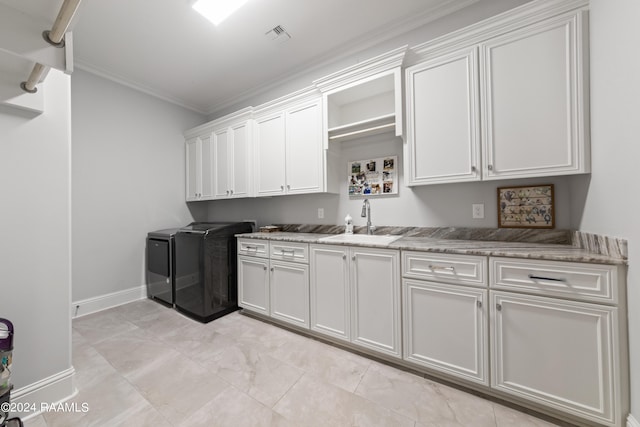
left=237, top=229, right=627, bottom=266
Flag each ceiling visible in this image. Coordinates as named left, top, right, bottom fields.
left=2, top=0, right=479, bottom=115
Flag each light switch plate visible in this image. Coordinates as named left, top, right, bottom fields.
left=317, top=208, right=325, bottom=219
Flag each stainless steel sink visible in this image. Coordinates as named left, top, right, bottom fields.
left=318, top=234, right=401, bottom=246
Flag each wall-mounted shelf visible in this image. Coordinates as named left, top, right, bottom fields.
left=314, top=46, right=406, bottom=146
left=328, top=113, right=395, bottom=142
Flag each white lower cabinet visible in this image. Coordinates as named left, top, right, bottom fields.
left=401, top=251, right=488, bottom=384
left=489, top=256, right=626, bottom=426
left=309, top=245, right=350, bottom=341
left=270, top=260, right=309, bottom=328
left=351, top=247, right=401, bottom=358
left=238, top=239, right=310, bottom=328
left=403, top=280, right=488, bottom=385
left=491, top=291, right=618, bottom=425
left=310, top=244, right=401, bottom=358
left=238, top=255, right=269, bottom=316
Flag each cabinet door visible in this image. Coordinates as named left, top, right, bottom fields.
left=238, top=256, right=269, bottom=315
left=403, top=280, right=488, bottom=385
left=491, top=291, right=617, bottom=425
left=351, top=248, right=401, bottom=358
left=480, top=14, right=589, bottom=179
left=185, top=138, right=200, bottom=201
left=270, top=260, right=309, bottom=328
left=200, top=134, right=214, bottom=199
left=255, top=113, right=286, bottom=196
left=213, top=128, right=231, bottom=198
left=286, top=100, right=324, bottom=194
left=309, top=245, right=350, bottom=341
left=230, top=120, right=252, bottom=198
left=406, top=47, right=481, bottom=185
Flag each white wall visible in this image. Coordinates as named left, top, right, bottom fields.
left=71, top=70, right=206, bottom=304
left=0, top=70, right=73, bottom=397
left=574, top=0, right=640, bottom=422
left=207, top=133, right=575, bottom=229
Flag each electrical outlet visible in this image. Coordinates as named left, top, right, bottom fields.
left=472, top=203, right=485, bottom=219
left=317, top=208, right=325, bottom=219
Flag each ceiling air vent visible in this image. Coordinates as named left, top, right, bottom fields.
left=265, top=25, right=291, bottom=44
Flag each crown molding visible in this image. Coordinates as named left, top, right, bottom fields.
left=410, top=0, right=589, bottom=63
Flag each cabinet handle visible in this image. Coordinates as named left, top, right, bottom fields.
left=245, top=245, right=258, bottom=252
left=488, top=165, right=493, bottom=171
left=428, top=264, right=455, bottom=272
left=477, top=301, right=482, bottom=309
left=496, top=303, right=502, bottom=311
left=528, top=274, right=567, bottom=283
left=281, top=249, right=295, bottom=256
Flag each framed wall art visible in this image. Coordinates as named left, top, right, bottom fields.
left=348, top=156, right=397, bottom=196
left=498, top=184, right=555, bottom=228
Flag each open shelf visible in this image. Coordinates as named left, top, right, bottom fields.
left=328, top=113, right=395, bottom=142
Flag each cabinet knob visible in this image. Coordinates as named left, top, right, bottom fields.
left=226, top=190, right=230, bottom=195
left=263, top=266, right=267, bottom=271
left=287, top=184, right=290, bottom=190
left=230, top=189, right=234, bottom=195
left=488, top=165, right=493, bottom=171
left=477, top=301, right=482, bottom=309
left=496, top=303, right=502, bottom=311
left=471, top=166, right=476, bottom=172
left=281, top=185, right=284, bottom=191
left=270, top=267, right=274, bottom=272
left=352, top=256, right=356, bottom=261
left=342, top=254, right=346, bottom=260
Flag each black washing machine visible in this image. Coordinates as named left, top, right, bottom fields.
left=174, top=222, right=254, bottom=323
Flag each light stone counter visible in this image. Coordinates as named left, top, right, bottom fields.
left=237, top=229, right=627, bottom=266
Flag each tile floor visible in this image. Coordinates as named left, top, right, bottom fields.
left=24, top=300, right=563, bottom=427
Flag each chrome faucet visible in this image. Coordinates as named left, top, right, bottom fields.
left=361, top=199, right=375, bottom=235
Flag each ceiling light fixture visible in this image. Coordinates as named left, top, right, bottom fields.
left=192, top=0, right=248, bottom=26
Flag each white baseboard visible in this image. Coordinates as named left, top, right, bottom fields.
left=72, top=285, right=147, bottom=318
left=11, top=367, right=76, bottom=420
left=628, top=414, right=640, bottom=427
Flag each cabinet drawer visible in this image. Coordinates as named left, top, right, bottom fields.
left=490, top=257, right=619, bottom=304
left=402, top=251, right=487, bottom=287
left=237, top=238, right=269, bottom=258
left=270, top=241, right=309, bottom=263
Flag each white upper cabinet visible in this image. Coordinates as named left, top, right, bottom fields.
left=405, top=1, right=590, bottom=185
left=185, top=108, right=252, bottom=201
left=405, top=46, right=481, bottom=185
left=480, top=13, right=589, bottom=179
left=255, top=111, right=288, bottom=196
left=255, top=91, right=329, bottom=197
left=314, top=46, right=406, bottom=145
left=285, top=100, right=323, bottom=194
left=212, top=112, right=253, bottom=199
left=185, top=137, right=199, bottom=201
left=185, top=133, right=214, bottom=201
